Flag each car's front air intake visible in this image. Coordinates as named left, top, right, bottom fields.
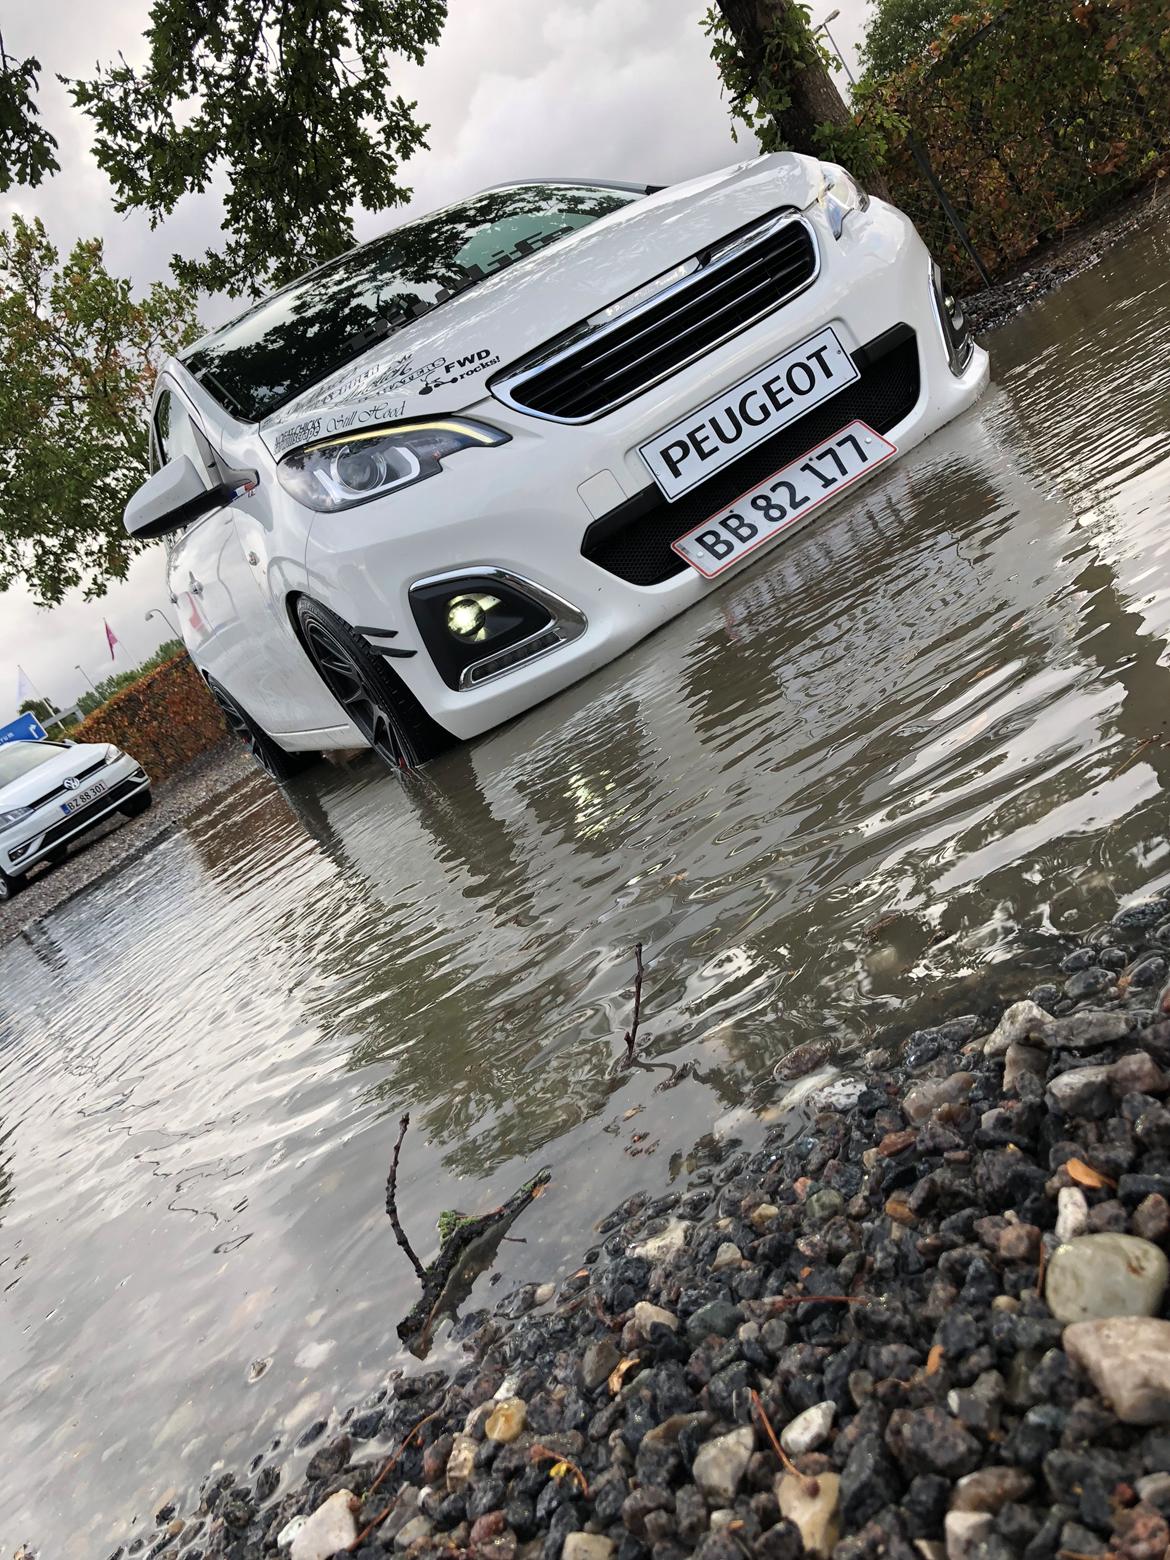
left=581, top=325, right=921, bottom=587
left=491, top=212, right=819, bottom=423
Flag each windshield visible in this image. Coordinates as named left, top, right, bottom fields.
left=0, top=742, right=63, bottom=786
left=181, top=183, right=642, bottom=422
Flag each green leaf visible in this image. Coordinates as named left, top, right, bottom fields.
left=68, top=0, right=448, bottom=298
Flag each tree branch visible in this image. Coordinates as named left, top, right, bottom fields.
left=385, top=1112, right=425, bottom=1283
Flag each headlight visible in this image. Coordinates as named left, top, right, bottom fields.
left=0, top=806, right=32, bottom=829
left=818, top=162, right=870, bottom=241
left=103, top=744, right=122, bottom=764
left=276, top=418, right=510, bottom=513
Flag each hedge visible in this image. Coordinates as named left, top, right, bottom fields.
left=880, top=0, right=1170, bottom=287
left=70, top=653, right=231, bottom=781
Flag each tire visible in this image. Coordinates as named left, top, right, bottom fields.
left=208, top=679, right=314, bottom=783
left=295, top=598, right=453, bottom=771
left=119, top=790, right=153, bottom=818
left=0, top=868, right=25, bottom=902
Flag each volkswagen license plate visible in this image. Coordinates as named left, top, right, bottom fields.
left=672, top=420, right=896, bottom=579
left=60, top=780, right=107, bottom=815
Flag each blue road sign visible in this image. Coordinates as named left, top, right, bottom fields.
left=0, top=712, right=48, bottom=745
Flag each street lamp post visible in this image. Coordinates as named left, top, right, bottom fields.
left=813, top=10, right=855, bottom=85
left=75, top=663, right=99, bottom=695
left=145, top=607, right=181, bottom=640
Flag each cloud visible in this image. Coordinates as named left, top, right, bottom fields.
left=0, top=0, right=868, bottom=716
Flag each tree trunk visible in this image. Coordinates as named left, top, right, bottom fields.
left=716, top=0, right=891, bottom=199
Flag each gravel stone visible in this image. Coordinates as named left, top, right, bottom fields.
left=1055, top=1187, right=1090, bottom=1242
left=1044, top=1235, right=1169, bottom=1323
left=775, top=1472, right=841, bottom=1558
left=1063, top=1317, right=1170, bottom=1423
left=780, top=1401, right=836, bottom=1455
left=581, top=1340, right=622, bottom=1393
left=691, top=1427, right=754, bottom=1504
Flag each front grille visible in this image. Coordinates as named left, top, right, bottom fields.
left=582, top=326, right=920, bottom=587
left=493, top=213, right=818, bottom=422
left=30, top=755, right=108, bottom=809
left=36, top=777, right=142, bottom=849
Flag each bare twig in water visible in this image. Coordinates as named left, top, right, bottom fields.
left=385, top=1114, right=425, bottom=1283
left=622, top=942, right=646, bottom=1060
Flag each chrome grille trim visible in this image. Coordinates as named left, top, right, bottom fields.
left=29, top=755, right=108, bottom=809
left=490, top=210, right=820, bottom=424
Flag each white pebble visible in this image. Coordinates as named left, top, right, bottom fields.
left=287, top=1491, right=358, bottom=1560
left=780, top=1400, right=836, bottom=1455
left=1055, top=1186, right=1090, bottom=1242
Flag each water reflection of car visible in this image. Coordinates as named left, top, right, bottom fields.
left=123, top=156, right=989, bottom=778
left=0, top=740, right=152, bottom=901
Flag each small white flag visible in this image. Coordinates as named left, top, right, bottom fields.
left=16, top=665, right=37, bottom=706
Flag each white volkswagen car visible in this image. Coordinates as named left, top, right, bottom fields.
left=126, top=154, right=988, bottom=775
left=0, top=740, right=152, bottom=899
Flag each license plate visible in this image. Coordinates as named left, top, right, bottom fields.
left=671, top=419, right=896, bottom=579
left=639, top=326, right=858, bottom=500
left=60, top=780, right=107, bottom=815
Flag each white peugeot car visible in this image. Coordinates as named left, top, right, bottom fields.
left=126, top=154, right=988, bottom=775
left=0, top=740, right=152, bottom=899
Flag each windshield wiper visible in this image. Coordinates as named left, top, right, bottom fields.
left=195, top=368, right=252, bottom=420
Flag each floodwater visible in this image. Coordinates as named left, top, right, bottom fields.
left=2, top=215, right=1170, bottom=1553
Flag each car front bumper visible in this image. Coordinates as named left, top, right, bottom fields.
left=0, top=754, right=151, bottom=878
left=300, top=197, right=989, bottom=744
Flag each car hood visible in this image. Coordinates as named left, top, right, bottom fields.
left=0, top=743, right=109, bottom=808
left=259, top=153, right=828, bottom=458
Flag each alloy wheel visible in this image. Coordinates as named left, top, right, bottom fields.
left=301, top=618, right=418, bottom=769
left=213, top=684, right=286, bottom=781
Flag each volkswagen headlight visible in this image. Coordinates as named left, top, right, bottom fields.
left=276, top=419, right=510, bottom=513
left=103, top=744, right=122, bottom=764
left=0, top=806, right=32, bottom=829
left=818, top=162, right=870, bottom=240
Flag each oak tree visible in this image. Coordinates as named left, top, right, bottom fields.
left=0, top=32, right=59, bottom=190
left=0, top=215, right=200, bottom=605
left=69, top=0, right=448, bottom=298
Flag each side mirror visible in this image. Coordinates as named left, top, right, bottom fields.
left=124, top=455, right=256, bottom=539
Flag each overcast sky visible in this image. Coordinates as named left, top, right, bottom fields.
left=0, top=0, right=868, bottom=721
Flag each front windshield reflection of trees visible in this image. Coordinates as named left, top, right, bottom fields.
left=182, top=186, right=637, bottom=420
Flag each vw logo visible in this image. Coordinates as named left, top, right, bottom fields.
left=63, top=776, right=85, bottom=790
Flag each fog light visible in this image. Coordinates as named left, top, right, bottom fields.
left=446, top=593, right=501, bottom=642
left=412, top=571, right=575, bottom=691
